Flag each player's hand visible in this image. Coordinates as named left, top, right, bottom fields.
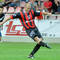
left=48, top=13, right=52, bottom=16
left=10, top=0, right=18, bottom=2
left=0, top=22, right=3, bottom=25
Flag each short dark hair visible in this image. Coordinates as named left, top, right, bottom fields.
left=0, top=6, right=3, bottom=8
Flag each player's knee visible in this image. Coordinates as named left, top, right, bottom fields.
left=37, top=38, right=43, bottom=44
left=34, top=36, right=43, bottom=44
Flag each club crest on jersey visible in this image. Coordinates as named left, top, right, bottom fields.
left=28, top=15, right=30, bottom=19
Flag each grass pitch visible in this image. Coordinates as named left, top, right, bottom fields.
left=0, top=42, right=60, bottom=60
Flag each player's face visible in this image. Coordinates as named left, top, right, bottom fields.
left=25, top=4, right=31, bottom=12
left=26, top=7, right=31, bottom=12
left=0, top=8, right=3, bottom=14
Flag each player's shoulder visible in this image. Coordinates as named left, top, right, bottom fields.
left=2, top=13, right=5, bottom=16
left=0, top=13, right=5, bottom=18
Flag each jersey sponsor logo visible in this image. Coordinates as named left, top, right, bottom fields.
left=27, top=15, right=30, bottom=19
left=25, top=20, right=33, bottom=23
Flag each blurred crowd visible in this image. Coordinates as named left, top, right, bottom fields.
left=20, top=0, right=60, bottom=14
left=0, top=0, right=59, bottom=14
left=0, top=0, right=60, bottom=19
left=0, top=0, right=60, bottom=14
left=24, top=0, right=60, bottom=14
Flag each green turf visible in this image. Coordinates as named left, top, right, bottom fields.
left=0, top=42, right=60, bottom=60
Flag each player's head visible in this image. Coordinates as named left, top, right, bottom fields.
left=25, top=3, right=31, bottom=12
left=0, top=6, right=3, bottom=14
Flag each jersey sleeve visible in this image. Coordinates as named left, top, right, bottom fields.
left=2, top=2, right=11, bottom=6
left=34, top=11, right=43, bottom=16
left=10, top=13, right=21, bottom=19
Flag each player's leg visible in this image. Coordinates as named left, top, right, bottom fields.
left=28, top=37, right=42, bottom=58
left=34, top=36, right=51, bottom=48
left=0, top=32, right=2, bottom=42
left=33, top=28, right=51, bottom=48
left=28, top=36, right=50, bottom=57
left=0, top=37, right=1, bottom=41
left=28, top=28, right=51, bottom=58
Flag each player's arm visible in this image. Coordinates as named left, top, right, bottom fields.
left=35, top=11, right=52, bottom=16
left=4, top=1, right=12, bottom=4
left=0, top=15, right=11, bottom=25
left=3, top=0, right=18, bottom=6
left=42, top=12, right=52, bottom=16
left=2, top=1, right=12, bottom=6
left=0, top=13, right=21, bottom=25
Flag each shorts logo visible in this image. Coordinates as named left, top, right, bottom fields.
left=30, top=31, right=35, bottom=37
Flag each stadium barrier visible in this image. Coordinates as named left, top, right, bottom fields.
left=2, top=7, right=60, bottom=43
left=1, top=14, right=60, bottom=43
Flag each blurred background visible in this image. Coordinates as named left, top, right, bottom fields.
left=0, top=0, right=60, bottom=60
left=0, top=0, right=60, bottom=43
